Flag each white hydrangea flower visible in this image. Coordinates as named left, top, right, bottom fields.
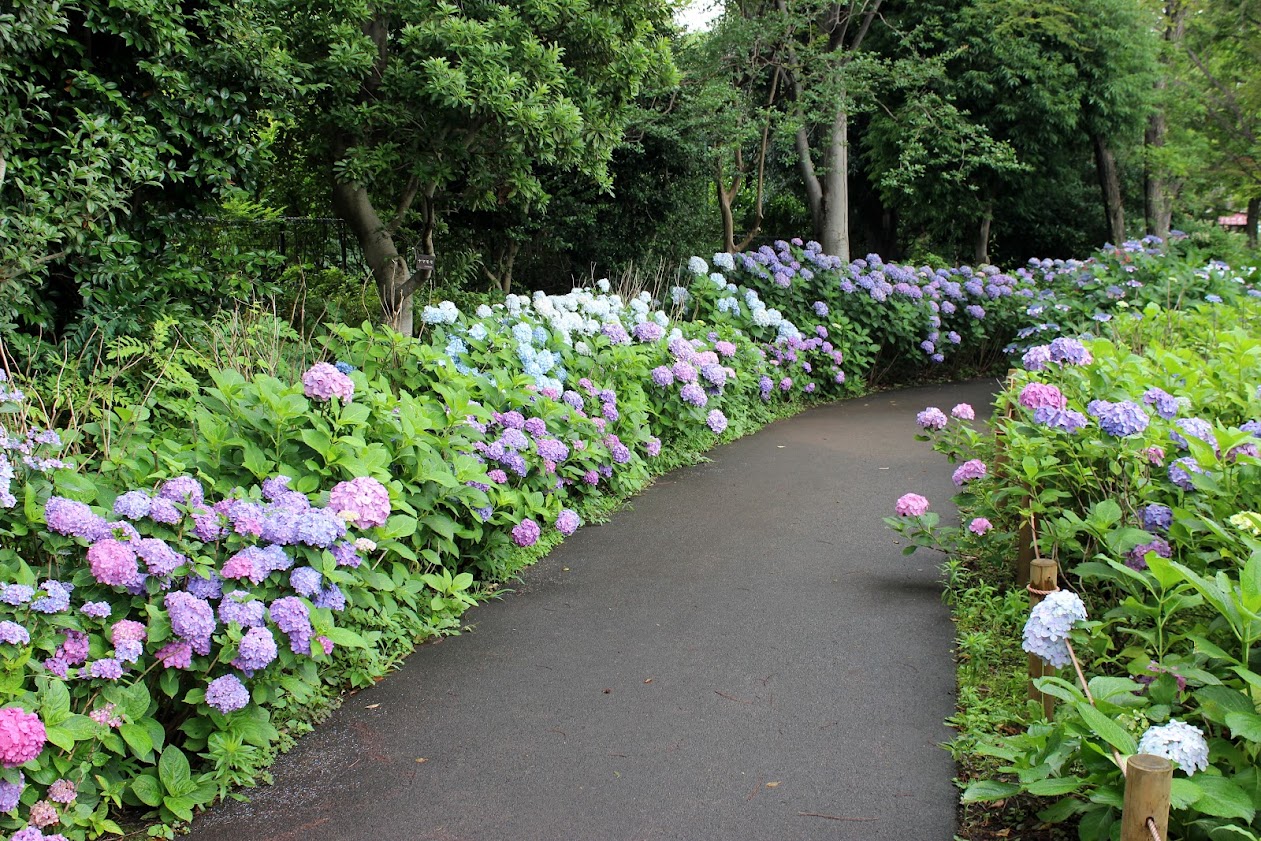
left=475, top=304, right=494, bottom=318
left=671, top=286, right=690, bottom=305
left=1022, top=591, right=1087, bottom=668
left=712, top=251, right=735, bottom=271
left=688, top=256, right=708, bottom=275
left=709, top=272, right=726, bottom=289
left=596, top=278, right=611, bottom=293
left=1138, top=720, right=1209, bottom=774
left=574, top=341, right=591, bottom=357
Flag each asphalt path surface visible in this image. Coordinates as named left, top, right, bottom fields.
left=188, top=379, right=999, bottom=841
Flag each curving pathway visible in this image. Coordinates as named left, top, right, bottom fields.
left=188, top=379, right=999, bottom=841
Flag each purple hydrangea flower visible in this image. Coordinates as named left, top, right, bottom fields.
left=916, top=407, right=948, bottom=430
left=159, top=476, right=204, bottom=507
left=57, top=630, right=89, bottom=666
left=232, top=627, right=278, bottom=673
left=313, top=584, right=345, bottom=611
left=1141, top=504, right=1173, bottom=533
left=1087, top=400, right=1150, bottom=437
left=512, top=519, right=541, bottom=547
left=1033, top=407, right=1089, bottom=433
left=523, top=417, right=547, bottom=437
left=1048, top=337, right=1092, bottom=365
left=499, top=411, right=526, bottom=430
left=0, top=621, right=30, bottom=645
left=0, top=772, right=23, bottom=811
left=134, top=537, right=185, bottom=578
left=155, top=641, right=193, bottom=669
left=30, top=581, right=72, bottom=614
left=1168, top=457, right=1204, bottom=491
left=88, top=659, right=124, bottom=680
left=680, top=384, right=708, bottom=407
left=262, top=475, right=293, bottom=501
left=0, top=584, right=33, bottom=606
left=706, top=410, right=728, bottom=434
left=501, top=428, right=529, bottom=451
left=295, top=509, right=347, bottom=548
left=218, top=592, right=266, bottom=628
left=269, top=597, right=312, bottom=655
left=556, top=509, right=580, bottom=536
left=951, top=459, right=988, bottom=486
left=44, top=497, right=108, bottom=540
left=46, top=778, right=76, bottom=805
left=952, top=404, right=975, bottom=420
left=1170, top=418, right=1215, bottom=451
left=289, top=567, right=323, bottom=598
left=535, top=438, right=569, bottom=462
left=112, top=491, right=152, bottom=520
left=166, top=591, right=216, bottom=655
left=632, top=321, right=665, bottom=342
left=1142, top=388, right=1180, bottom=420
left=968, top=517, right=993, bottom=536
left=1127, top=537, right=1172, bottom=570
left=205, top=674, right=250, bottom=714
left=87, top=539, right=140, bottom=587
left=330, top=541, right=363, bottom=569
left=184, top=572, right=223, bottom=601
left=1022, top=345, right=1051, bottom=371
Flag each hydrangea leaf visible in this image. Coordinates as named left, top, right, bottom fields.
left=1189, top=776, right=1256, bottom=822
left=1072, top=702, right=1137, bottom=756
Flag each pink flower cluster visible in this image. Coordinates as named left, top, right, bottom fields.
left=0, top=707, right=46, bottom=767
left=895, top=493, right=930, bottom=517
left=327, top=476, right=391, bottom=528
left=1018, top=382, right=1067, bottom=411
left=302, top=362, right=354, bottom=402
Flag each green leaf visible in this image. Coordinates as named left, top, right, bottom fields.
left=57, top=714, right=98, bottom=741
left=321, top=627, right=367, bottom=648
left=39, top=678, right=71, bottom=724
left=1191, top=776, right=1257, bottom=822
left=1170, top=777, right=1201, bottom=810
left=1195, top=685, right=1254, bottom=725
left=164, top=793, right=196, bottom=822
left=120, top=722, right=155, bottom=761
left=43, top=724, right=76, bottom=752
left=1225, top=710, right=1261, bottom=742
left=158, top=745, right=191, bottom=794
left=1073, top=702, right=1137, bottom=755
left=1025, top=776, right=1085, bottom=796
left=961, top=779, right=1021, bottom=802
left=381, top=515, right=417, bottom=540
left=131, top=773, right=163, bottom=808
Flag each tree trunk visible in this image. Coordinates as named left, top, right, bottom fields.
left=332, top=177, right=415, bottom=336
left=975, top=201, right=993, bottom=265
left=820, top=105, right=849, bottom=261
left=795, top=125, right=824, bottom=243
left=1248, top=196, right=1260, bottom=250
left=1092, top=133, right=1125, bottom=244
left=1144, top=110, right=1172, bottom=240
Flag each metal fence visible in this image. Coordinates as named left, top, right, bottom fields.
left=171, top=216, right=366, bottom=275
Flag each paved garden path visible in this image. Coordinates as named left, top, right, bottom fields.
left=188, top=379, right=999, bottom=841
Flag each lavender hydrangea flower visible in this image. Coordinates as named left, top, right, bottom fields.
left=232, top=627, right=278, bottom=673
left=1170, top=418, right=1216, bottom=451
left=512, top=519, right=541, bottom=547
left=30, top=581, right=72, bottom=614
left=1127, top=538, right=1172, bottom=570
left=1087, top=400, right=1149, bottom=437
left=44, top=497, right=108, bottom=540
left=295, top=509, right=347, bottom=548
left=0, top=772, right=22, bottom=811
left=166, top=591, right=216, bottom=655
left=0, top=622, right=30, bottom=645
left=1022, top=590, right=1087, bottom=668
left=135, top=537, right=185, bottom=577
left=894, top=493, right=929, bottom=516
left=951, top=459, right=987, bottom=486
left=0, top=584, right=33, bottom=605
left=556, top=509, right=580, bottom=536
left=951, top=404, right=975, bottom=420
left=1137, top=720, right=1209, bottom=774
left=1022, top=345, right=1051, bottom=371
left=1141, top=504, right=1173, bottom=533
left=1033, top=407, right=1089, bottom=434
left=112, top=491, right=152, bottom=520
left=535, top=438, right=569, bottom=462
left=968, top=518, right=993, bottom=536
left=262, top=475, right=292, bottom=501
left=155, top=641, right=193, bottom=669
left=680, top=384, right=708, bottom=407
left=706, top=410, right=728, bottom=434
left=270, top=597, right=313, bottom=654
left=1048, top=337, right=1092, bottom=365
left=88, top=539, right=141, bottom=587
left=88, top=659, right=124, bottom=680
left=218, top=592, right=266, bottom=628
left=1168, top=457, right=1204, bottom=491
left=1142, top=387, right=1180, bottom=420
left=158, top=476, right=204, bottom=507
left=289, top=567, right=322, bottom=598
left=915, top=407, right=948, bottom=430
left=205, top=674, right=250, bottom=714
left=46, top=778, right=76, bottom=805
left=185, top=571, right=223, bottom=601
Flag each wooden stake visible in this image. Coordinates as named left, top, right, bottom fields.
left=1016, top=503, right=1036, bottom=587
left=1027, top=557, right=1058, bottom=718
left=1121, top=754, right=1172, bottom=841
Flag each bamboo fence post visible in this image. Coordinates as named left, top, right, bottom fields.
left=1121, top=754, right=1173, bottom=841
left=1027, top=556, right=1059, bottom=718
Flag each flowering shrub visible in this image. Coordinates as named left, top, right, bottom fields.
left=888, top=289, right=1261, bottom=838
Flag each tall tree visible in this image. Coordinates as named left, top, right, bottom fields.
left=0, top=0, right=291, bottom=339
left=279, top=0, right=675, bottom=335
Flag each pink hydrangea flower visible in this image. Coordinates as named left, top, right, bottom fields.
left=951, top=459, right=988, bottom=486
left=895, top=493, right=930, bottom=517
left=1019, top=383, right=1067, bottom=411
left=1145, top=446, right=1166, bottom=465
left=87, top=539, right=140, bottom=587
left=951, top=403, right=975, bottom=420
left=0, top=707, right=46, bottom=767
left=327, top=477, right=391, bottom=528
left=301, top=363, right=354, bottom=402
left=969, top=517, right=993, bottom=535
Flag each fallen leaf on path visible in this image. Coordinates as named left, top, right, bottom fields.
left=766, top=782, right=780, bottom=788
left=366, top=703, right=380, bottom=709
left=415, top=758, right=428, bottom=764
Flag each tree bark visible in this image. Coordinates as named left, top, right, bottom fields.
left=1248, top=196, right=1260, bottom=250
left=1092, top=133, right=1125, bottom=244
left=332, top=177, right=414, bottom=336
left=820, top=105, right=850, bottom=261
left=1144, top=109, right=1172, bottom=240
left=975, top=201, right=993, bottom=265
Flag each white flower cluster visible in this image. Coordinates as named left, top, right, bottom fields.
left=712, top=252, right=736, bottom=271
left=1022, top=590, right=1087, bottom=668
left=1137, top=719, right=1210, bottom=774
left=420, top=300, right=460, bottom=325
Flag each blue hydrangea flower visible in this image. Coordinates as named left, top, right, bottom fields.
left=1141, top=504, right=1173, bottom=533
left=1087, top=400, right=1149, bottom=437
left=1022, top=590, right=1087, bottom=667
left=1137, top=720, right=1209, bottom=774
left=205, top=674, right=251, bottom=713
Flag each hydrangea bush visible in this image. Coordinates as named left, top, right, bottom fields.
left=887, top=284, right=1261, bottom=837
